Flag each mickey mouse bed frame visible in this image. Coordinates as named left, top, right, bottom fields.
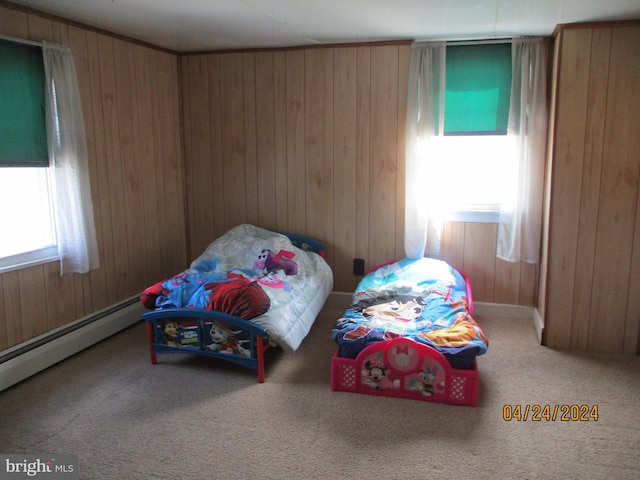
left=143, top=233, right=326, bottom=383
left=330, top=268, right=480, bottom=407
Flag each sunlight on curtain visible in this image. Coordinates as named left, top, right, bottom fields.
left=43, top=43, right=99, bottom=275
left=404, top=42, right=446, bottom=258
left=497, top=38, right=548, bottom=264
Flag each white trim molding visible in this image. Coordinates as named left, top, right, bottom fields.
left=473, top=302, right=534, bottom=320
left=0, top=297, right=145, bottom=392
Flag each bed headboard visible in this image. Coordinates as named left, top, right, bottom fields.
left=283, top=233, right=326, bottom=258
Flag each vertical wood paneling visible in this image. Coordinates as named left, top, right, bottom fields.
left=98, top=34, right=130, bottom=299
left=156, top=51, right=187, bottom=274
left=134, top=43, right=161, bottom=283
left=273, top=51, right=288, bottom=233
left=3, top=271, right=22, bottom=347
left=494, top=258, right=521, bottom=305
left=204, top=54, right=225, bottom=248
left=180, top=56, right=195, bottom=259
left=519, top=262, right=538, bottom=306
left=242, top=53, right=259, bottom=228
left=0, top=5, right=28, bottom=37
left=355, top=47, right=371, bottom=274
left=545, top=28, right=592, bottom=348
left=571, top=28, right=610, bottom=350
left=441, top=222, right=465, bottom=272
left=284, top=50, right=306, bottom=232
left=368, top=46, right=399, bottom=269
left=304, top=49, right=334, bottom=251
left=114, top=39, right=146, bottom=294
left=26, top=9, right=53, bottom=42
left=184, top=55, right=214, bottom=256
left=333, top=47, right=358, bottom=292
left=544, top=22, right=640, bottom=354
left=69, top=27, right=109, bottom=311
left=44, top=262, right=76, bottom=330
left=255, top=52, right=277, bottom=231
left=85, top=32, right=116, bottom=305
left=463, top=224, right=497, bottom=302
left=588, top=26, right=640, bottom=353
left=220, top=53, right=248, bottom=232
left=18, top=267, right=47, bottom=340
left=0, top=5, right=185, bottom=351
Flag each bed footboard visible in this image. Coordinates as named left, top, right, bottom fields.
left=331, top=337, right=479, bottom=406
left=144, top=308, right=271, bottom=383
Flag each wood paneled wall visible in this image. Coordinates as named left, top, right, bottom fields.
left=181, top=45, right=538, bottom=302
left=541, top=23, right=640, bottom=354
left=0, top=5, right=540, bottom=355
left=0, top=5, right=186, bottom=351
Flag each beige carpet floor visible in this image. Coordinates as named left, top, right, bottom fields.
left=1, top=297, right=639, bottom=479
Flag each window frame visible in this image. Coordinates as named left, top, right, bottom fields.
left=0, top=246, right=59, bottom=274
left=441, top=41, right=513, bottom=223
left=0, top=38, right=60, bottom=272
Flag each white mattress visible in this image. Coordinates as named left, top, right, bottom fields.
left=190, top=224, right=333, bottom=352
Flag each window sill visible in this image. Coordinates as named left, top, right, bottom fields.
left=0, top=246, right=59, bottom=274
left=443, top=210, right=500, bottom=224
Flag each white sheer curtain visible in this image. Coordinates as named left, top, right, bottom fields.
left=43, top=43, right=99, bottom=275
left=404, top=42, right=446, bottom=258
left=497, top=37, right=549, bottom=263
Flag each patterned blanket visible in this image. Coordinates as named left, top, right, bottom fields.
left=333, top=257, right=488, bottom=362
left=140, top=224, right=334, bottom=352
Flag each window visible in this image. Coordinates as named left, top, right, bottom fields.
left=429, top=134, right=516, bottom=223
left=406, top=38, right=548, bottom=261
left=0, top=39, right=58, bottom=273
left=440, top=42, right=513, bottom=222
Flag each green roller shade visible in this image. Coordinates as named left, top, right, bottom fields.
left=0, top=39, right=48, bottom=167
left=444, top=43, right=512, bottom=135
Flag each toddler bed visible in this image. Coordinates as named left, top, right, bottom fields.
left=141, top=224, right=333, bottom=382
left=331, top=257, right=488, bottom=406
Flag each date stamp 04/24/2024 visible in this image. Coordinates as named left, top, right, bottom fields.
left=503, top=404, right=599, bottom=422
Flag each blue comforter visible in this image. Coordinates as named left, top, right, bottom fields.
left=333, top=257, right=488, bottom=361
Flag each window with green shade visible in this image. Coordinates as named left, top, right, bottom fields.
left=444, top=43, right=512, bottom=135
left=0, top=39, right=48, bottom=167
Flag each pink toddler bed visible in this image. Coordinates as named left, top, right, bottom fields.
left=331, top=257, right=488, bottom=406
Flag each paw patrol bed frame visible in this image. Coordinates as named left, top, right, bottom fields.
left=331, top=268, right=480, bottom=407
left=143, top=233, right=326, bottom=383
left=145, top=309, right=273, bottom=382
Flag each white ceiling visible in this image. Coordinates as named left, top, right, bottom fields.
left=9, top=0, right=640, bottom=52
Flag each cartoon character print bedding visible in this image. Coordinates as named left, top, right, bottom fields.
left=332, top=257, right=489, bottom=370
left=140, top=249, right=296, bottom=318
left=141, top=224, right=334, bottom=353
left=141, top=247, right=302, bottom=351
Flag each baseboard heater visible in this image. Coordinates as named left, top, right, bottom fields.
left=0, top=296, right=145, bottom=392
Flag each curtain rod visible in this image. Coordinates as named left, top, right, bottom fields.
left=446, top=37, right=514, bottom=46
left=415, top=36, right=516, bottom=46
left=0, top=33, right=67, bottom=50
left=0, top=33, right=42, bottom=47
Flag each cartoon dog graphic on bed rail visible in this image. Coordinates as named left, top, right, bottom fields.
left=206, top=321, right=250, bottom=357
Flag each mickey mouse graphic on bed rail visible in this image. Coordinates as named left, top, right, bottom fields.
left=363, top=359, right=389, bottom=391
